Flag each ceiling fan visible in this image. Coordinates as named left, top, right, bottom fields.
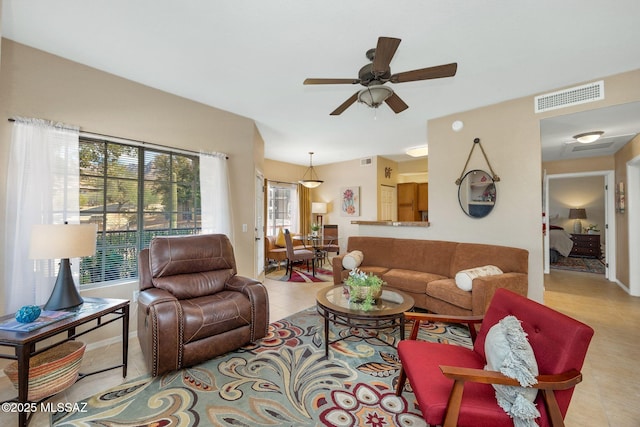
left=304, top=36, right=458, bottom=116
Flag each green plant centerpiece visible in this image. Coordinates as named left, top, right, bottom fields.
left=310, top=223, right=320, bottom=237
left=344, top=268, right=384, bottom=310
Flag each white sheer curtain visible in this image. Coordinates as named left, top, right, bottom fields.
left=4, top=118, right=80, bottom=313
left=199, top=152, right=233, bottom=242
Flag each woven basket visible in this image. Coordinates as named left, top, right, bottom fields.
left=3, top=341, right=85, bottom=401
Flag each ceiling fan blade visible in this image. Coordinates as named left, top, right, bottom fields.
left=372, top=37, right=401, bottom=75
left=304, top=78, right=359, bottom=85
left=385, top=92, right=409, bottom=114
left=330, top=92, right=359, bottom=116
left=390, top=62, right=458, bottom=83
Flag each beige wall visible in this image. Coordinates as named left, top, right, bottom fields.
left=543, top=155, right=614, bottom=175
left=355, top=69, right=640, bottom=303
left=0, top=40, right=263, bottom=339
left=614, top=133, right=640, bottom=286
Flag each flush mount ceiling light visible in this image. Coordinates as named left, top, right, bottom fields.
left=573, top=131, right=604, bottom=143
left=406, top=145, right=429, bottom=157
left=357, top=84, right=394, bottom=108
left=299, top=152, right=323, bottom=188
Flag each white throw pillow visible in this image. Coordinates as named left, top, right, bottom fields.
left=455, top=265, right=503, bottom=291
left=485, top=315, right=540, bottom=427
left=342, top=250, right=364, bottom=270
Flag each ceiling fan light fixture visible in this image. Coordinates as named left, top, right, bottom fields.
left=406, top=145, right=429, bottom=157
left=299, top=152, right=323, bottom=188
left=573, top=131, right=604, bottom=143
left=357, top=85, right=393, bottom=108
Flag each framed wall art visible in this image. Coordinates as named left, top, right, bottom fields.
left=340, top=186, right=360, bottom=217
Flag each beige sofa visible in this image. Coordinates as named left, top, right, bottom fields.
left=332, top=236, right=528, bottom=315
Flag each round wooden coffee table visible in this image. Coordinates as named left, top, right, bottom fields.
left=316, top=285, right=415, bottom=356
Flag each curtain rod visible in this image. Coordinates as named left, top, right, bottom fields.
left=8, top=118, right=229, bottom=159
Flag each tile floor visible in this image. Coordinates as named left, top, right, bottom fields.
left=0, top=268, right=637, bottom=426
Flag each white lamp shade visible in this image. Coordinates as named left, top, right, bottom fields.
left=29, top=224, right=97, bottom=259
left=312, top=202, right=328, bottom=214
left=357, top=85, right=393, bottom=107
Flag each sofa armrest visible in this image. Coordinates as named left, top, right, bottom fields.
left=332, top=254, right=346, bottom=284
left=471, top=272, right=528, bottom=315
left=225, top=275, right=269, bottom=340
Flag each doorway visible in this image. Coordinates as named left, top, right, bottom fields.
left=543, top=170, right=615, bottom=280
left=627, top=154, right=640, bottom=296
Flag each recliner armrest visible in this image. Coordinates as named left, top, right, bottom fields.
left=225, top=275, right=269, bottom=340
left=138, top=287, right=177, bottom=314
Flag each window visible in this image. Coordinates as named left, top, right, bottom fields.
left=266, top=181, right=298, bottom=236
left=78, top=137, right=200, bottom=285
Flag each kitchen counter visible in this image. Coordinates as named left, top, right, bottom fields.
left=351, top=220, right=430, bottom=227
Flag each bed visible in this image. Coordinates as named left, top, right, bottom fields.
left=549, top=226, right=574, bottom=263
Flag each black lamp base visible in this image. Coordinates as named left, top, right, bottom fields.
left=43, top=258, right=84, bottom=311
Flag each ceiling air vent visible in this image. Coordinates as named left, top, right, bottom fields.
left=534, top=80, right=604, bottom=113
left=571, top=141, right=615, bottom=152
left=360, top=157, right=373, bottom=166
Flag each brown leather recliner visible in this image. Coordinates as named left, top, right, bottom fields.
left=137, top=234, right=269, bottom=376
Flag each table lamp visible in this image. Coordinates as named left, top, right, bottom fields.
left=29, top=223, right=97, bottom=311
left=312, top=202, right=328, bottom=227
left=568, top=208, right=587, bottom=234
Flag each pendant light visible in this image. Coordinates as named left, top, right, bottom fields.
left=299, top=152, right=323, bottom=188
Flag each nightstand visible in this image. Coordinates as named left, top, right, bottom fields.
left=570, top=233, right=601, bottom=258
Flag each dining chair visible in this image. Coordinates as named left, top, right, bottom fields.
left=284, top=229, right=316, bottom=277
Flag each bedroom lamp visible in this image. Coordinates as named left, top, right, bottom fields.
left=29, top=223, right=97, bottom=311
left=568, top=208, right=587, bottom=234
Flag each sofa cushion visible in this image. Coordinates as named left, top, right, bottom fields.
left=275, top=228, right=286, bottom=247
left=450, top=243, right=528, bottom=277
left=382, top=269, right=447, bottom=294
left=357, top=266, right=390, bottom=277
left=455, top=265, right=503, bottom=291
left=342, top=250, right=364, bottom=270
left=426, top=278, right=473, bottom=310
left=346, top=236, right=456, bottom=277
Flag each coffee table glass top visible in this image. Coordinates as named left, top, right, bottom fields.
left=317, top=286, right=414, bottom=316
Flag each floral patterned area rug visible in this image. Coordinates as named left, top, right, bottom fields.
left=265, top=264, right=333, bottom=283
left=550, top=256, right=605, bottom=274
left=53, top=307, right=473, bottom=426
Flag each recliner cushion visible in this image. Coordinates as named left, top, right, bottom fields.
left=180, top=291, right=252, bottom=344
left=150, top=234, right=237, bottom=278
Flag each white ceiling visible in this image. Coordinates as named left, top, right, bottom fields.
left=2, top=0, right=640, bottom=166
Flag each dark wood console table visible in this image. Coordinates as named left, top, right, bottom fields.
left=0, top=297, right=129, bottom=426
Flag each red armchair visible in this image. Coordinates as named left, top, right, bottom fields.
left=396, top=288, right=594, bottom=427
